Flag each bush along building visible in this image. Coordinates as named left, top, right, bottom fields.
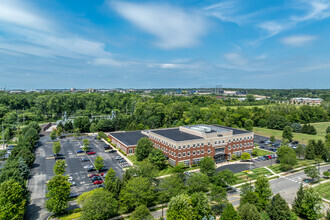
left=108, top=125, right=254, bottom=166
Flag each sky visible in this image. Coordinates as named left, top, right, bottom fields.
left=0, top=0, right=329, bottom=89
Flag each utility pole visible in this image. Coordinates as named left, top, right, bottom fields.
left=2, top=122, right=4, bottom=146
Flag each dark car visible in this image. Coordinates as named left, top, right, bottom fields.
left=108, top=149, right=116, bottom=153
left=263, top=155, right=270, bottom=160
left=292, top=141, right=299, bottom=145
left=77, top=150, right=84, bottom=154
left=87, top=167, right=96, bottom=172
left=55, top=156, right=65, bottom=160
left=54, top=153, right=64, bottom=157
left=119, top=159, right=126, bottom=163
left=104, top=145, right=112, bottom=150
left=258, top=140, right=265, bottom=144
left=91, top=176, right=102, bottom=182
left=259, top=146, right=265, bottom=149
left=81, top=157, right=89, bottom=162
left=96, top=184, right=105, bottom=188
left=270, top=148, right=277, bottom=152
left=69, top=193, right=79, bottom=198
left=99, top=166, right=108, bottom=172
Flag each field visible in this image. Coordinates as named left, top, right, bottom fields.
left=254, top=148, right=272, bottom=156
left=253, top=122, right=330, bottom=145
left=268, top=159, right=319, bottom=174
left=314, top=182, right=330, bottom=200
left=234, top=167, right=273, bottom=185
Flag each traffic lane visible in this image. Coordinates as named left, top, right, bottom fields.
left=88, top=139, right=124, bottom=178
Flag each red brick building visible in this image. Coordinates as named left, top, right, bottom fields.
left=108, top=125, right=254, bottom=166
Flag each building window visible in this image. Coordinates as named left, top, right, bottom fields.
left=183, top=145, right=186, bottom=149
left=229, top=139, right=231, bottom=143
left=201, top=143, right=204, bottom=146
left=228, top=153, right=231, bottom=159
left=240, top=144, right=242, bottom=148
left=201, top=149, right=204, bottom=154
left=178, top=146, right=181, bottom=150
left=244, top=137, right=246, bottom=140
left=193, top=144, right=196, bottom=148
left=197, top=150, right=200, bottom=155
left=233, top=138, right=235, bottom=142
left=228, top=146, right=231, bottom=150
left=178, top=153, right=181, bottom=158
left=214, top=141, right=217, bottom=144
left=208, top=148, right=211, bottom=153
left=222, top=140, right=225, bottom=143
left=247, top=136, right=250, bottom=140
left=244, top=143, right=246, bottom=147
left=183, top=160, right=190, bottom=166
left=129, top=148, right=133, bottom=154
left=240, top=138, right=242, bottom=141
left=208, top=142, right=210, bottom=146
left=197, top=143, right=200, bottom=147
left=187, top=145, right=190, bottom=149
left=187, top=151, right=191, bottom=156
left=193, top=151, right=196, bottom=155
left=183, top=152, right=186, bottom=157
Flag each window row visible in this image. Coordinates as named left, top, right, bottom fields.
left=228, top=142, right=253, bottom=150
left=228, top=136, right=253, bottom=143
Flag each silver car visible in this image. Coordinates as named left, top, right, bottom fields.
left=84, top=165, right=94, bottom=169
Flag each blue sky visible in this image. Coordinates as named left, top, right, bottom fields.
left=0, top=0, right=329, bottom=89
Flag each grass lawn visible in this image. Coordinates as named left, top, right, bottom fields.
left=268, top=159, right=319, bottom=174
left=235, top=167, right=273, bottom=185
left=253, top=121, right=330, bottom=145
left=127, top=155, right=138, bottom=165
left=314, top=182, right=330, bottom=200
left=254, top=148, right=272, bottom=156
left=58, top=212, right=81, bottom=220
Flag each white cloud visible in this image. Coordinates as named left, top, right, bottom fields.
left=224, top=53, right=247, bottom=65
left=88, top=58, right=129, bottom=67
left=281, top=35, right=317, bottom=46
left=258, top=21, right=289, bottom=37
left=110, top=1, right=208, bottom=49
left=292, top=0, right=330, bottom=22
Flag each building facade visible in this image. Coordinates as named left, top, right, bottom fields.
left=108, top=125, right=254, bottom=166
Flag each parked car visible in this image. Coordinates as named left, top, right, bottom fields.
left=55, top=156, right=65, bottom=160
left=81, top=157, right=89, bottom=162
left=87, top=167, right=96, bottom=172
left=270, top=148, right=277, bottom=152
left=292, top=141, right=299, bottom=145
left=77, top=150, right=84, bottom=154
left=119, top=159, right=126, bottom=163
left=115, top=156, right=123, bottom=160
left=7, top=145, right=15, bottom=150
left=100, top=172, right=107, bottom=176
left=258, top=140, right=265, bottom=144
left=109, top=149, right=116, bottom=153
left=84, top=165, right=94, bottom=169
left=91, top=176, right=102, bottom=182
left=69, top=193, right=79, bottom=198
left=93, top=180, right=104, bottom=185
left=67, top=175, right=74, bottom=181
left=96, top=184, right=105, bottom=188
left=88, top=173, right=99, bottom=178
left=104, top=145, right=112, bottom=150
left=87, top=151, right=96, bottom=155
left=69, top=180, right=76, bottom=186
left=54, top=153, right=64, bottom=157
left=99, top=166, right=108, bottom=172
left=265, top=140, right=271, bottom=145
left=259, top=146, right=265, bottom=149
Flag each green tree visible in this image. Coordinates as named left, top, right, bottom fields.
left=136, top=137, right=154, bottom=161
left=64, top=120, right=73, bottom=132
left=306, top=139, right=316, bottom=159
left=46, top=175, right=71, bottom=215
left=270, top=136, right=275, bottom=143
left=28, top=121, right=41, bottom=133
left=186, top=172, right=210, bottom=193
left=148, top=149, right=167, bottom=170
left=292, top=184, right=304, bottom=215
left=0, top=149, right=6, bottom=159
left=220, top=203, right=241, bottom=220
left=291, top=123, right=302, bottom=133
left=314, top=139, right=326, bottom=160
left=119, top=177, right=155, bottom=213
left=94, top=156, right=104, bottom=172
left=17, top=147, right=35, bottom=167
left=130, top=205, right=153, bottom=220
left=167, top=194, right=193, bottom=220
left=231, top=154, right=237, bottom=160
left=53, top=159, right=66, bottom=175
left=295, top=144, right=306, bottom=159
left=73, top=116, right=90, bottom=132
left=199, top=156, right=216, bottom=177
left=138, top=160, right=159, bottom=180
left=254, top=176, right=272, bottom=210
left=81, top=189, right=118, bottom=220
left=241, top=152, right=251, bottom=161
left=90, top=123, right=98, bottom=133
left=300, top=187, right=323, bottom=220
left=213, top=169, right=237, bottom=187
left=159, top=174, right=186, bottom=202
left=266, top=194, right=293, bottom=220
left=326, top=126, right=330, bottom=134
left=238, top=203, right=260, bottom=220
left=282, top=126, right=293, bottom=141
left=210, top=185, right=227, bottom=205
left=244, top=119, right=254, bottom=131
left=56, top=127, right=63, bottom=137
left=277, top=146, right=297, bottom=171
left=77, top=189, right=99, bottom=206
left=304, top=165, right=320, bottom=182
left=82, top=139, right=90, bottom=152
left=52, top=141, right=61, bottom=155
left=104, top=168, right=122, bottom=199
left=24, top=127, right=39, bottom=146
left=0, top=179, right=27, bottom=220
left=191, top=192, right=211, bottom=219
left=50, top=129, right=57, bottom=140
left=240, top=191, right=259, bottom=208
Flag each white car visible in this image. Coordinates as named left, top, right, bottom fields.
left=84, top=165, right=94, bottom=169
left=115, top=156, right=123, bottom=160
left=69, top=180, right=76, bottom=186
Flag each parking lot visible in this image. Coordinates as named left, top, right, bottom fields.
left=44, top=135, right=129, bottom=196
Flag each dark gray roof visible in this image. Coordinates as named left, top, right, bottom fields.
left=109, top=131, right=147, bottom=146
left=152, top=128, right=203, bottom=142
left=215, top=125, right=251, bottom=135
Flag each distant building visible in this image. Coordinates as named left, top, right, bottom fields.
left=290, top=97, right=323, bottom=105
left=108, top=125, right=254, bottom=166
